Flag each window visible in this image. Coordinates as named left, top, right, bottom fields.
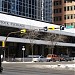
left=54, top=8, right=62, bottom=13
left=70, top=6, right=73, bottom=10
left=67, top=6, right=69, bottom=11
left=64, top=15, right=66, bottom=20
left=54, top=16, right=62, bottom=22
left=59, top=8, right=62, bottom=13
left=71, top=14, right=73, bottom=19
left=64, top=14, right=75, bottom=20
left=67, top=0, right=72, bottom=3
left=64, top=0, right=73, bottom=3
left=74, top=6, right=75, bottom=10
left=66, top=6, right=74, bottom=11
left=54, top=1, right=62, bottom=6
left=54, top=9, right=58, bottom=13
left=74, top=14, right=75, bottom=18
left=64, top=0, right=66, bottom=3
left=67, top=15, right=69, bottom=19
left=64, top=7, right=66, bottom=11
left=59, top=16, right=62, bottom=21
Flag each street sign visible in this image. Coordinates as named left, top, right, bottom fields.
left=66, top=25, right=74, bottom=29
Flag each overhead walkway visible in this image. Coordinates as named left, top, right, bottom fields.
left=0, top=13, right=75, bottom=37
left=0, top=36, right=75, bottom=47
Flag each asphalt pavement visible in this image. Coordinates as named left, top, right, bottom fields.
left=1, top=62, right=75, bottom=75
left=2, top=61, right=75, bottom=71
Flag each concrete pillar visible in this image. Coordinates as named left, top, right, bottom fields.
left=34, top=45, right=38, bottom=55
left=48, top=47, right=52, bottom=54
left=67, top=48, right=69, bottom=55
left=25, top=44, right=29, bottom=56
left=41, top=45, right=44, bottom=56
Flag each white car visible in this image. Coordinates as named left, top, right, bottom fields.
left=32, top=55, right=46, bottom=62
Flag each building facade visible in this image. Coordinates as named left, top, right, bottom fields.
left=0, top=0, right=52, bottom=23
left=1, top=0, right=75, bottom=26
left=0, top=0, right=75, bottom=60
left=53, top=0, right=75, bottom=26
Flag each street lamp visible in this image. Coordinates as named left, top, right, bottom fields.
left=22, top=46, right=25, bottom=62
left=2, top=29, right=26, bottom=62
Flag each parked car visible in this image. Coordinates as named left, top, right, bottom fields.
left=60, top=55, right=74, bottom=61
left=29, top=55, right=46, bottom=62
left=46, top=54, right=64, bottom=62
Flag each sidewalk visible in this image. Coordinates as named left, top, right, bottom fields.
left=2, top=61, right=75, bottom=71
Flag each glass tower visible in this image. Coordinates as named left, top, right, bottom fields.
left=0, top=0, right=52, bottom=23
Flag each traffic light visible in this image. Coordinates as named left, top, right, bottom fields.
left=48, top=26, right=55, bottom=30
left=2, top=41, right=5, bottom=47
left=44, top=26, right=59, bottom=31
left=20, top=29, right=26, bottom=33
left=44, top=27, right=48, bottom=31
left=44, top=25, right=65, bottom=31
left=60, top=26, right=64, bottom=30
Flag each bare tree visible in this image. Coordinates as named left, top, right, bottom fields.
left=20, top=29, right=68, bottom=55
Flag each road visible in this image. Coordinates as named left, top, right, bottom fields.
left=0, top=62, right=75, bottom=75
left=1, top=68, right=74, bottom=75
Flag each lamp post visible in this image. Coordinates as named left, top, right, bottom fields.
left=22, top=46, right=25, bottom=62
left=2, top=29, right=26, bottom=62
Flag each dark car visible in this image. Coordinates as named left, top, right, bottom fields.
left=60, top=55, right=73, bottom=61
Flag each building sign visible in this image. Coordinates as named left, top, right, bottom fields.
left=0, top=20, right=25, bottom=29
left=0, top=20, right=38, bottom=30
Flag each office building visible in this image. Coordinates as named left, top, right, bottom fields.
left=53, top=0, right=75, bottom=26
left=0, top=0, right=52, bottom=23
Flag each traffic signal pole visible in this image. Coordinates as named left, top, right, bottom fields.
left=0, top=47, right=3, bottom=73
left=0, top=29, right=26, bottom=73
left=3, top=29, right=26, bottom=62
left=0, top=54, right=2, bottom=73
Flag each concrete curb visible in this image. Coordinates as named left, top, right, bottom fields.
left=2, top=61, right=34, bottom=64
